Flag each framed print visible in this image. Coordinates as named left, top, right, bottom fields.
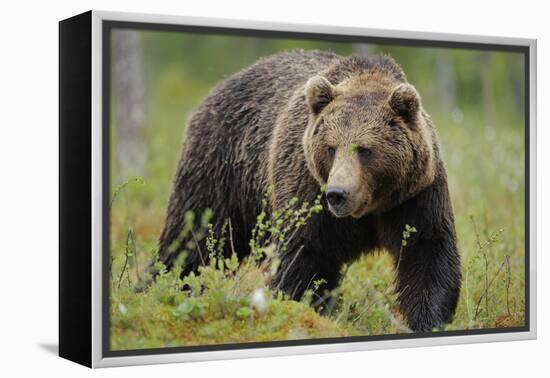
left=59, top=10, right=537, bottom=368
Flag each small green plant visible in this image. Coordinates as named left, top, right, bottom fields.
left=173, top=300, right=208, bottom=320
left=347, top=143, right=359, bottom=156
left=401, top=224, right=417, bottom=247
left=469, top=217, right=506, bottom=321
left=248, top=187, right=324, bottom=282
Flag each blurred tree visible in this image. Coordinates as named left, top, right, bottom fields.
left=478, top=51, right=497, bottom=129
left=436, top=50, right=457, bottom=112
left=354, top=43, right=373, bottom=57
left=507, top=56, right=525, bottom=119
left=112, top=29, right=147, bottom=179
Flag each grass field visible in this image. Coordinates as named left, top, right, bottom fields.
left=108, top=35, right=526, bottom=350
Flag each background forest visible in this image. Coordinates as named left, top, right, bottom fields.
left=109, top=29, right=526, bottom=350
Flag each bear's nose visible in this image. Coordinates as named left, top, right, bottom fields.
left=326, top=187, right=348, bottom=209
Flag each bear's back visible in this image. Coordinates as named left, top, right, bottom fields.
left=200, top=50, right=342, bottom=119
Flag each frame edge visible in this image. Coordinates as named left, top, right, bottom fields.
left=59, top=10, right=93, bottom=368
left=89, top=9, right=538, bottom=368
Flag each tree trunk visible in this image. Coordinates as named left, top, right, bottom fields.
left=112, top=29, right=146, bottom=179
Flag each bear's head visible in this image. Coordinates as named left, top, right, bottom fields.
left=303, top=72, right=436, bottom=218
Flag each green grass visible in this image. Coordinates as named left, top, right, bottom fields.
left=108, top=41, right=525, bottom=350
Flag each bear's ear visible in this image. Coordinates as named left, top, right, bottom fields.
left=388, top=83, right=420, bottom=123
left=305, top=76, right=338, bottom=114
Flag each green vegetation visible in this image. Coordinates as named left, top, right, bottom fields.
left=111, top=193, right=349, bottom=349
left=109, top=32, right=525, bottom=350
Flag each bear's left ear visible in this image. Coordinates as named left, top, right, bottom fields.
left=305, top=76, right=339, bottom=115
left=388, top=83, right=420, bottom=123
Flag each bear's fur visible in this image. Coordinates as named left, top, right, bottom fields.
left=157, top=50, right=461, bottom=332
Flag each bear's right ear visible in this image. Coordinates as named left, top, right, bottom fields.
left=388, top=83, right=420, bottom=123
left=305, top=76, right=338, bottom=115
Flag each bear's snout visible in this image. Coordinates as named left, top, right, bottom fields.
left=326, top=186, right=348, bottom=210
left=325, top=151, right=366, bottom=217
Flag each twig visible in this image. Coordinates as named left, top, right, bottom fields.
left=277, top=224, right=301, bottom=256
left=290, top=279, right=305, bottom=301
left=351, top=301, right=373, bottom=324
left=465, top=269, right=471, bottom=320
left=473, top=259, right=507, bottom=319
left=110, top=177, right=144, bottom=209
left=109, top=256, right=115, bottom=282
left=128, top=229, right=141, bottom=282
left=470, top=216, right=503, bottom=320
left=190, top=228, right=205, bottom=266
left=385, top=246, right=404, bottom=297
left=471, top=216, right=483, bottom=250
left=484, top=250, right=489, bottom=318
left=118, top=228, right=133, bottom=289
left=274, top=246, right=303, bottom=293
left=227, top=217, right=237, bottom=257
left=505, top=255, right=511, bottom=316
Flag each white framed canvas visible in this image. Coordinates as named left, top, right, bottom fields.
left=59, top=10, right=537, bottom=368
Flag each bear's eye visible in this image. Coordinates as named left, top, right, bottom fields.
left=388, top=119, right=398, bottom=128
left=327, top=147, right=336, bottom=159
left=357, top=147, right=372, bottom=160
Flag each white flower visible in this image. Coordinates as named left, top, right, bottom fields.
left=118, top=303, right=127, bottom=315
left=250, top=289, right=268, bottom=314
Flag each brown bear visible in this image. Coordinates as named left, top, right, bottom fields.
left=156, top=50, right=461, bottom=332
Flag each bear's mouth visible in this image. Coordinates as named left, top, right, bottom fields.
left=328, top=205, right=351, bottom=218
left=327, top=199, right=372, bottom=218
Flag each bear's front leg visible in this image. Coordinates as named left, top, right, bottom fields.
left=392, top=222, right=461, bottom=332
